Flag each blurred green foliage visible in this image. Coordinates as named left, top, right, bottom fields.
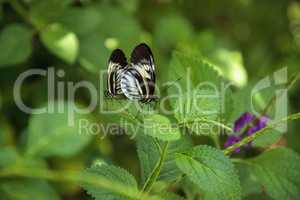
left=1, top=0, right=300, bottom=200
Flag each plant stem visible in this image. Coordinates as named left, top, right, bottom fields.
left=212, top=134, right=221, bottom=149
left=223, top=112, right=300, bottom=155
left=178, top=118, right=232, bottom=133
left=0, top=166, right=159, bottom=200
left=262, top=72, right=300, bottom=115
left=141, top=141, right=169, bottom=193
left=9, top=0, right=32, bottom=25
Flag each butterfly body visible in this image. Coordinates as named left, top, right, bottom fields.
left=106, top=43, right=158, bottom=102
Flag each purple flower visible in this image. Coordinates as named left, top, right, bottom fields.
left=246, top=116, right=268, bottom=135
left=233, top=112, right=255, bottom=132
left=224, top=135, right=242, bottom=153
left=224, top=112, right=269, bottom=154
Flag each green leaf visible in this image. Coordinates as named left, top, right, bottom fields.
left=174, top=89, right=220, bottom=135
left=243, top=194, right=272, bottom=200
left=79, top=32, right=109, bottom=73
left=59, top=7, right=102, bottom=36
left=159, top=136, right=192, bottom=181
left=235, top=163, right=262, bottom=197
left=174, top=89, right=220, bottom=122
left=116, top=0, right=139, bottom=13
left=211, top=49, right=248, bottom=88
left=228, top=85, right=253, bottom=123
left=0, top=179, right=60, bottom=200
left=169, top=48, right=234, bottom=123
left=168, top=53, right=223, bottom=130
left=222, top=87, right=234, bottom=123
left=137, top=134, right=192, bottom=185
left=250, top=147, right=300, bottom=200
left=26, top=101, right=93, bottom=158
left=136, top=134, right=160, bottom=185
left=144, top=114, right=181, bottom=141
left=0, top=24, right=32, bottom=67
left=96, top=4, right=142, bottom=54
left=252, top=129, right=282, bottom=147
left=100, top=99, right=140, bottom=134
left=180, top=177, right=202, bottom=200
left=168, top=52, right=222, bottom=93
left=154, top=15, right=193, bottom=50
left=175, top=145, right=241, bottom=200
left=188, top=31, right=248, bottom=87
left=78, top=4, right=142, bottom=73
left=30, top=0, right=72, bottom=27
left=229, top=81, right=277, bottom=123
left=40, top=23, right=79, bottom=64
left=0, top=147, right=18, bottom=168
left=100, top=99, right=159, bottom=137
left=81, top=163, right=138, bottom=200
left=0, top=117, right=14, bottom=146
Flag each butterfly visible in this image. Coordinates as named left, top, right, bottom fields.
left=106, top=49, right=127, bottom=97
left=106, top=43, right=158, bottom=103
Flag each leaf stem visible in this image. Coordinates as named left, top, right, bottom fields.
left=178, top=118, right=231, bottom=149
left=212, top=134, right=221, bottom=149
left=178, top=118, right=233, bottom=133
left=0, top=167, right=139, bottom=198
left=0, top=166, right=159, bottom=200
left=141, top=141, right=169, bottom=193
left=223, top=112, right=300, bottom=155
left=262, top=72, right=300, bottom=115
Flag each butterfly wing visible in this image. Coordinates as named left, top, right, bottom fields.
left=130, top=43, right=155, bottom=79
left=120, top=67, right=146, bottom=101
left=122, top=43, right=156, bottom=101
left=106, top=49, right=128, bottom=96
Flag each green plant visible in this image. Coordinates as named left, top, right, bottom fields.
left=1, top=1, right=300, bottom=200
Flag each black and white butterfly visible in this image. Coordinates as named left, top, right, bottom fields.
left=106, top=43, right=158, bottom=103
left=106, top=49, right=128, bottom=97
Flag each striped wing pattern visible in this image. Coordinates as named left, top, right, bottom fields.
left=106, top=43, right=157, bottom=102
left=106, top=49, right=127, bottom=97
left=120, top=67, right=145, bottom=100
left=121, top=44, right=156, bottom=102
